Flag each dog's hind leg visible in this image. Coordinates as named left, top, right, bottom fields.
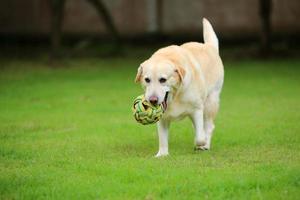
left=203, top=90, right=220, bottom=150
left=191, top=109, right=207, bottom=150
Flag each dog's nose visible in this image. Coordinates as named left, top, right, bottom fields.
left=149, top=96, right=158, bottom=105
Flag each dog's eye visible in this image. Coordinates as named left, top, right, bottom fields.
left=145, top=78, right=151, bottom=83
left=159, top=78, right=167, bottom=83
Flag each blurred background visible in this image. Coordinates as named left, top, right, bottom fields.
left=1, top=1, right=300, bottom=199
left=0, top=0, right=299, bottom=60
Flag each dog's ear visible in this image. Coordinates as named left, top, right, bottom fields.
left=135, top=65, right=143, bottom=83
left=175, top=66, right=186, bottom=82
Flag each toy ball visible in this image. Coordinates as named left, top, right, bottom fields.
left=132, top=95, right=164, bottom=125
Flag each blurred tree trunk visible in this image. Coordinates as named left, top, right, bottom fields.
left=146, top=0, right=163, bottom=38
left=156, top=0, right=163, bottom=34
left=50, top=0, right=120, bottom=60
left=50, top=0, right=65, bottom=60
left=259, top=0, right=272, bottom=57
left=87, top=0, right=121, bottom=46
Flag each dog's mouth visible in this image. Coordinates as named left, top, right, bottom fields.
left=162, top=92, right=169, bottom=111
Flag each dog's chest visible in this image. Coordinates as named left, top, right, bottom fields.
left=164, top=102, right=196, bottom=120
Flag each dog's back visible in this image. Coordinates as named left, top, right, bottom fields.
left=181, top=42, right=223, bottom=93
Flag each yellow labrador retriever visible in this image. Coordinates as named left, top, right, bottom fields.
left=135, top=18, right=224, bottom=157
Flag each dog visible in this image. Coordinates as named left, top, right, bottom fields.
left=135, top=18, right=224, bottom=157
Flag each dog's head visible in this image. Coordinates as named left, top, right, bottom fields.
left=135, top=56, right=185, bottom=110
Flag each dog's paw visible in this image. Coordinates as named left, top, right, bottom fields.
left=194, top=144, right=210, bottom=151
left=155, top=151, right=169, bottom=158
left=195, top=138, right=206, bottom=147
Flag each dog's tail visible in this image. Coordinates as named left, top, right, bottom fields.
left=203, top=18, right=219, bottom=53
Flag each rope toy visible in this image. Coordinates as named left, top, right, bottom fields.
left=132, top=95, right=164, bottom=125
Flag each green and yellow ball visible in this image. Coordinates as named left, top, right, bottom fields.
left=132, top=95, right=164, bottom=125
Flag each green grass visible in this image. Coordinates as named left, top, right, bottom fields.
left=0, top=57, right=300, bottom=199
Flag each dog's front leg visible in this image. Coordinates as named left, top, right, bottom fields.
left=155, top=119, right=170, bottom=157
left=191, top=109, right=207, bottom=150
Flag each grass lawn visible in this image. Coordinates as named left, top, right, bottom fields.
left=0, top=57, right=299, bottom=199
